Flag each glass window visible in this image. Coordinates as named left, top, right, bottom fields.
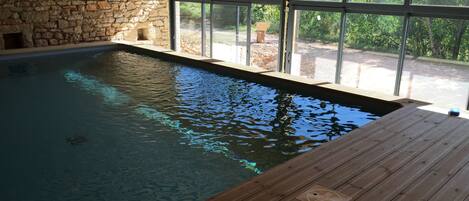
left=412, top=0, right=469, bottom=7
left=340, top=14, right=403, bottom=94
left=291, top=10, right=341, bottom=82
left=250, top=4, right=281, bottom=71
left=400, top=17, right=469, bottom=109
left=212, top=4, right=249, bottom=65
left=176, top=1, right=203, bottom=55
left=348, top=0, right=404, bottom=4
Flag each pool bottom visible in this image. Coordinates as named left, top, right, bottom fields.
left=64, top=70, right=261, bottom=174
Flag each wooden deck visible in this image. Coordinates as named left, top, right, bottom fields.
left=209, top=104, right=469, bottom=201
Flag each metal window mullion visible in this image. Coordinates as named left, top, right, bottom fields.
left=170, top=0, right=177, bottom=50
left=236, top=5, right=240, bottom=62
left=394, top=14, right=410, bottom=96
left=467, top=90, right=469, bottom=110
left=236, top=6, right=240, bottom=46
left=394, top=0, right=411, bottom=96
left=201, top=1, right=206, bottom=56
left=335, top=10, right=347, bottom=84
left=277, top=0, right=287, bottom=72
left=284, top=4, right=296, bottom=74
left=246, top=4, right=252, bottom=66
left=210, top=2, right=214, bottom=57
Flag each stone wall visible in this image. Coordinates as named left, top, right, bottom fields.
left=0, top=0, right=169, bottom=50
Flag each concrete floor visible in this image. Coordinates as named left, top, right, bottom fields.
left=294, top=41, right=469, bottom=110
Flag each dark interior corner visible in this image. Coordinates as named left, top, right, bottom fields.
left=3, top=33, right=24, bottom=50
left=137, top=28, right=148, bottom=41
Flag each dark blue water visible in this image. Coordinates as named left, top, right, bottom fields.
left=0, top=50, right=387, bottom=201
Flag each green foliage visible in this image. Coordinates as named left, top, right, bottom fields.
left=461, top=30, right=469, bottom=61
left=297, top=11, right=341, bottom=43
left=252, top=5, right=281, bottom=34
left=345, top=14, right=402, bottom=53
left=179, top=2, right=201, bottom=20
left=211, top=5, right=249, bottom=29
left=407, top=18, right=469, bottom=61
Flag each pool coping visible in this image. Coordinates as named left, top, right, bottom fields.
left=0, top=41, right=425, bottom=112
left=0, top=41, right=116, bottom=56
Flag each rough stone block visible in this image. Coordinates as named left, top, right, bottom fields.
left=49, top=38, right=58, bottom=45
left=35, top=39, right=48, bottom=47
left=58, top=20, right=69, bottom=29
left=97, top=1, right=112, bottom=10
left=86, top=4, right=97, bottom=11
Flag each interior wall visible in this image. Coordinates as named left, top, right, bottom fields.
left=0, top=0, right=170, bottom=50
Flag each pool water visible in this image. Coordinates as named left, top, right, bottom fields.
left=0, top=50, right=388, bottom=201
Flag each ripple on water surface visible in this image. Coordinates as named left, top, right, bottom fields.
left=0, top=50, right=387, bottom=201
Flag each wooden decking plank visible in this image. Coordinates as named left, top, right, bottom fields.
left=313, top=115, right=464, bottom=189
left=337, top=118, right=468, bottom=199
left=209, top=105, right=419, bottom=200
left=295, top=184, right=352, bottom=201
left=391, top=121, right=469, bottom=201
left=244, top=110, right=439, bottom=201
left=273, top=111, right=451, bottom=201
left=429, top=161, right=469, bottom=201
left=351, top=118, right=469, bottom=201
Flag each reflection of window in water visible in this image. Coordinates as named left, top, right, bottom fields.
left=137, top=28, right=148, bottom=41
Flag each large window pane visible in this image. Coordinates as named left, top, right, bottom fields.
left=401, top=17, right=469, bottom=110
left=340, top=14, right=403, bottom=94
left=291, top=10, right=341, bottom=82
left=176, top=2, right=202, bottom=55
left=412, top=0, right=469, bottom=7
left=212, top=4, right=248, bottom=65
left=250, top=4, right=281, bottom=71
left=348, top=0, right=404, bottom=4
